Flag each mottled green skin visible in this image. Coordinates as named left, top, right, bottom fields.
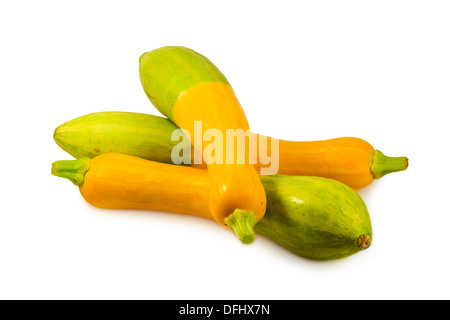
left=54, top=112, right=191, bottom=163
left=139, top=46, right=229, bottom=121
left=256, top=175, right=372, bottom=260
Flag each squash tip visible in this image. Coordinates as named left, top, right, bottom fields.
left=138, top=51, right=150, bottom=66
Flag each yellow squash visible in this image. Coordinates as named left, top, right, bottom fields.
left=139, top=46, right=266, bottom=243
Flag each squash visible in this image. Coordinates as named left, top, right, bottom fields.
left=51, top=153, right=373, bottom=260
left=54, top=111, right=408, bottom=189
left=53, top=111, right=190, bottom=163
left=139, top=46, right=266, bottom=243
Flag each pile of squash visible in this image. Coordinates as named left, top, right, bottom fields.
left=52, top=46, right=408, bottom=260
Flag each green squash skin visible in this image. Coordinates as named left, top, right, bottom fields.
left=139, top=46, right=230, bottom=121
left=256, top=175, right=372, bottom=260
left=54, top=112, right=192, bottom=163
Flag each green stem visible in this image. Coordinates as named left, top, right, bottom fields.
left=224, top=209, right=257, bottom=244
left=51, top=158, right=91, bottom=186
left=370, top=150, right=409, bottom=179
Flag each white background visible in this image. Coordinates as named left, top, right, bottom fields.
left=1, top=1, right=449, bottom=300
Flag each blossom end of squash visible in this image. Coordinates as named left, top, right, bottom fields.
left=224, top=209, right=257, bottom=245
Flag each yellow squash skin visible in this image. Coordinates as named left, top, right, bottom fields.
left=259, top=136, right=376, bottom=189
left=81, top=154, right=211, bottom=217
left=172, top=82, right=266, bottom=226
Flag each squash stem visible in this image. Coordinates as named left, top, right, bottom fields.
left=51, top=158, right=91, bottom=186
left=224, top=209, right=257, bottom=244
left=370, top=150, right=409, bottom=179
